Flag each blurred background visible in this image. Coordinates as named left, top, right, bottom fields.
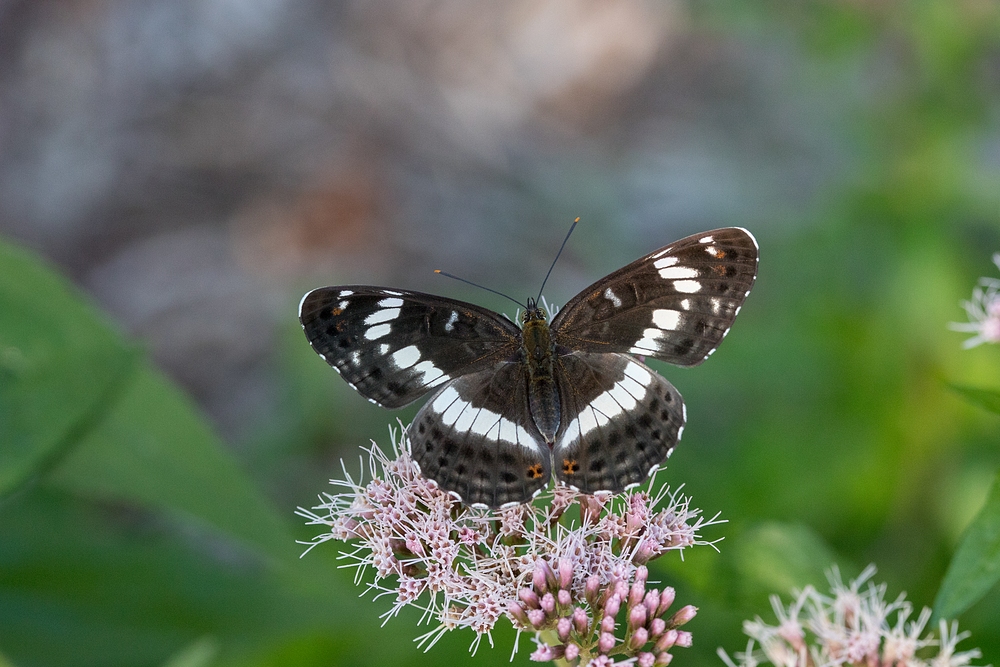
left=2, top=1, right=1000, bottom=665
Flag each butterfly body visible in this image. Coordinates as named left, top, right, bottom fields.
left=300, top=227, right=758, bottom=508
left=521, top=302, right=561, bottom=443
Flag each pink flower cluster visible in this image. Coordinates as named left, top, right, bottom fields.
left=510, top=558, right=696, bottom=666
left=720, top=565, right=984, bottom=667
left=297, top=425, right=719, bottom=659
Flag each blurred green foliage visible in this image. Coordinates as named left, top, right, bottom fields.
left=4, top=2, right=1000, bottom=666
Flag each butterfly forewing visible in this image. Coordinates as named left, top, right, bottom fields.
left=552, top=353, right=685, bottom=494
left=300, top=287, right=520, bottom=408
left=410, top=363, right=550, bottom=508
left=550, top=227, right=758, bottom=366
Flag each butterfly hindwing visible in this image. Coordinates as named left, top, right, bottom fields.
left=552, top=353, right=685, bottom=494
left=300, top=287, right=520, bottom=408
left=551, top=227, right=758, bottom=366
left=409, top=362, right=551, bottom=508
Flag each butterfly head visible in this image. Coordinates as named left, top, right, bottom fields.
left=521, top=298, right=548, bottom=325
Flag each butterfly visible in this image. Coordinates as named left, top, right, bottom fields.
left=300, top=227, right=758, bottom=509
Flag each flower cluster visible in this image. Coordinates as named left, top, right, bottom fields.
left=511, top=558, right=696, bottom=666
left=297, top=424, right=719, bottom=659
left=719, top=565, right=984, bottom=667
left=950, top=252, right=1000, bottom=348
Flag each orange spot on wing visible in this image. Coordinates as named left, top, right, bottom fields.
left=562, top=459, right=580, bottom=475
left=527, top=463, right=545, bottom=479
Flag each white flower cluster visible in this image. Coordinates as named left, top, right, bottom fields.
left=719, top=565, right=985, bottom=667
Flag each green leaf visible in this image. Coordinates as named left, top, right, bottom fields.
left=934, top=472, right=1000, bottom=619
left=0, top=489, right=356, bottom=667
left=0, top=241, right=136, bottom=495
left=46, top=365, right=295, bottom=561
left=0, top=235, right=293, bottom=560
left=949, top=384, right=1000, bottom=416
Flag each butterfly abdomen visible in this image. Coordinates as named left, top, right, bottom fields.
left=522, top=313, right=561, bottom=444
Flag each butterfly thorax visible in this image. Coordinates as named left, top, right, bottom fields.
left=521, top=300, right=561, bottom=444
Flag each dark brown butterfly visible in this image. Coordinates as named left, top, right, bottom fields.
left=300, top=227, right=758, bottom=508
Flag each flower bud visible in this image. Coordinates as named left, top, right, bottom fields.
left=558, top=558, right=573, bottom=590
left=626, top=494, right=650, bottom=533
left=564, top=643, right=580, bottom=661
left=655, top=650, right=674, bottom=665
left=598, top=632, right=616, bottom=654
left=629, top=626, right=649, bottom=650
left=557, top=616, right=572, bottom=642
left=507, top=600, right=529, bottom=627
left=674, top=630, right=692, bottom=648
left=572, top=607, right=590, bottom=635
left=580, top=494, right=605, bottom=523
left=541, top=592, right=556, bottom=614
left=628, top=604, right=648, bottom=631
left=518, top=588, right=540, bottom=609
left=604, top=594, right=621, bottom=618
left=629, top=581, right=646, bottom=610
left=585, top=575, right=602, bottom=606
left=530, top=643, right=563, bottom=661
left=668, top=605, right=697, bottom=628
left=533, top=560, right=552, bottom=594
left=644, top=590, right=660, bottom=616
left=601, top=614, right=616, bottom=634
left=656, top=587, right=676, bottom=617
left=633, top=538, right=656, bottom=565
left=558, top=589, right=571, bottom=607
left=654, top=629, right=677, bottom=652
left=527, top=608, right=546, bottom=629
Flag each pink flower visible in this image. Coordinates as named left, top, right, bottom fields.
left=298, top=424, right=717, bottom=660
left=720, top=565, right=984, bottom=667
left=950, top=253, right=1000, bottom=347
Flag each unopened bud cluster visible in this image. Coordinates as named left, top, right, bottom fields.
left=510, top=558, right=696, bottom=666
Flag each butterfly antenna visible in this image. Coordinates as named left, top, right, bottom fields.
left=536, top=217, right=580, bottom=304
left=434, top=270, right=526, bottom=309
